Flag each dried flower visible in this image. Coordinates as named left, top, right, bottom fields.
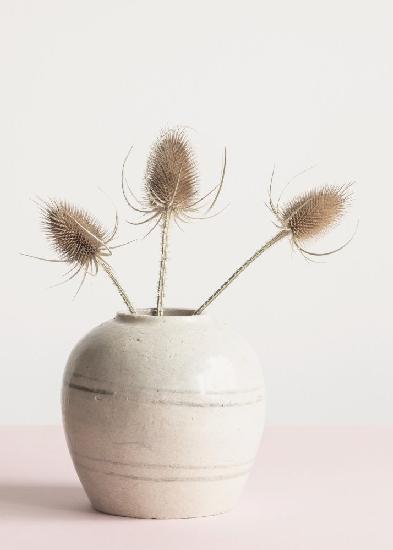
left=145, top=128, right=199, bottom=217
left=194, top=180, right=353, bottom=314
left=22, top=199, right=136, bottom=314
left=122, top=128, right=226, bottom=316
left=42, top=199, right=109, bottom=266
left=269, top=182, right=353, bottom=258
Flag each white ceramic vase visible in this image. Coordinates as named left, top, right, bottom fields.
left=62, top=309, right=265, bottom=519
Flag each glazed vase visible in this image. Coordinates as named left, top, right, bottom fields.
left=62, top=309, right=265, bottom=519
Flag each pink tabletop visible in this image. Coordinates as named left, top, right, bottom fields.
left=0, top=426, right=392, bottom=549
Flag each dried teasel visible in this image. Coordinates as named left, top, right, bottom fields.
left=122, top=128, right=226, bottom=316
left=194, top=177, right=353, bottom=314
left=22, top=199, right=136, bottom=314
left=269, top=180, right=353, bottom=258
left=145, top=128, right=200, bottom=217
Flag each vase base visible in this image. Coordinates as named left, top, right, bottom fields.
left=92, top=502, right=234, bottom=520
left=75, top=453, right=250, bottom=520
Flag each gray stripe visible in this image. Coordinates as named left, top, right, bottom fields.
left=67, top=382, right=262, bottom=407
left=68, top=383, right=113, bottom=395
left=73, top=451, right=254, bottom=470
left=75, top=461, right=250, bottom=482
left=70, top=373, right=263, bottom=396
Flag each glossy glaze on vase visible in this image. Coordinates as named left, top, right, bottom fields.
left=62, top=309, right=265, bottom=519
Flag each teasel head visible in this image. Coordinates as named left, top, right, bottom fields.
left=144, top=128, right=199, bottom=219
left=22, top=198, right=136, bottom=314
left=122, top=128, right=226, bottom=315
left=122, top=127, right=226, bottom=230
left=268, top=177, right=354, bottom=259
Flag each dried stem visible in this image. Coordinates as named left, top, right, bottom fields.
left=156, top=210, right=171, bottom=316
left=98, top=258, right=136, bottom=315
left=194, top=229, right=290, bottom=315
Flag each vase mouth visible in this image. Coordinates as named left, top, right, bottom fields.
left=116, top=308, right=205, bottom=321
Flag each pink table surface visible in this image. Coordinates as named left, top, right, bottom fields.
left=0, top=426, right=392, bottom=549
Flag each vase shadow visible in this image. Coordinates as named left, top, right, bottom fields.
left=0, top=483, right=100, bottom=521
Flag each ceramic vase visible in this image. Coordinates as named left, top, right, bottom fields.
left=62, top=309, right=265, bottom=519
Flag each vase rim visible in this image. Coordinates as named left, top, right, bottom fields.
left=116, top=308, right=206, bottom=321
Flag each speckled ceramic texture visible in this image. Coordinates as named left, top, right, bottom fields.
left=62, top=309, right=265, bottom=519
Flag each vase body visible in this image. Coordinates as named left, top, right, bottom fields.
left=62, top=309, right=265, bottom=519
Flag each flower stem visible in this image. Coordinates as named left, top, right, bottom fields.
left=98, top=258, right=136, bottom=315
left=156, top=209, right=171, bottom=316
left=194, top=230, right=290, bottom=315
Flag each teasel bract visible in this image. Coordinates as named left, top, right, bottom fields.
left=194, top=178, right=353, bottom=314
left=122, top=128, right=226, bottom=316
left=22, top=199, right=136, bottom=314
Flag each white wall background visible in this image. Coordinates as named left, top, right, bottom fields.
left=1, top=0, right=392, bottom=425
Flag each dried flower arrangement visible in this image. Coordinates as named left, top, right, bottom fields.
left=23, top=128, right=353, bottom=315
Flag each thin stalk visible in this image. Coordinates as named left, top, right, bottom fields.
left=98, top=258, right=136, bottom=315
left=194, top=229, right=290, bottom=315
left=156, top=209, right=171, bottom=316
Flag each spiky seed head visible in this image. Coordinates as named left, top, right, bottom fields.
left=145, top=128, right=199, bottom=214
left=40, top=199, right=108, bottom=266
left=279, top=184, right=352, bottom=241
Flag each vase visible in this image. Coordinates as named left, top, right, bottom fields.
left=62, top=309, right=265, bottom=519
